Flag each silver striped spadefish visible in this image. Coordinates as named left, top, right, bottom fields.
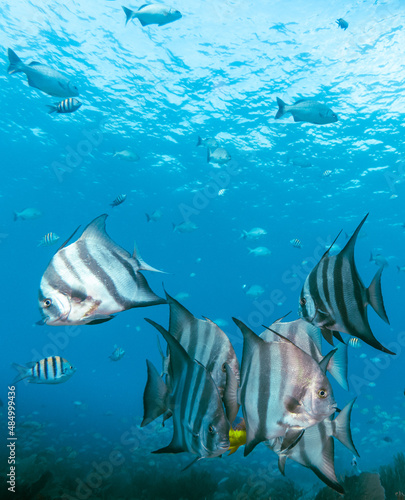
left=38, top=214, right=166, bottom=326
left=163, top=292, right=240, bottom=402
left=12, top=356, right=76, bottom=384
left=47, top=98, right=82, bottom=114
left=268, top=399, right=359, bottom=494
left=298, top=214, right=392, bottom=354
left=142, top=319, right=230, bottom=461
left=260, top=318, right=349, bottom=391
left=232, top=318, right=337, bottom=456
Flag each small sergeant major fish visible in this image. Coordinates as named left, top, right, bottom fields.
left=110, top=194, right=127, bottom=207
left=290, top=238, right=302, bottom=248
left=322, top=170, right=333, bottom=177
left=12, top=356, right=76, bottom=384
left=109, top=346, right=125, bottom=361
left=299, top=214, right=392, bottom=353
left=47, top=98, right=82, bottom=114
left=275, top=98, right=338, bottom=125
left=7, top=49, right=79, bottom=98
left=38, top=232, right=60, bottom=247
left=122, top=4, right=182, bottom=27
left=348, top=337, right=361, bottom=349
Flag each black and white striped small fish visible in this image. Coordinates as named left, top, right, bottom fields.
left=110, top=194, right=127, bottom=208
left=47, top=98, right=82, bottom=114
left=298, top=214, right=392, bottom=354
left=109, top=345, right=125, bottom=361
left=38, top=232, right=60, bottom=247
left=12, top=356, right=76, bottom=384
left=142, top=318, right=230, bottom=463
left=158, top=292, right=240, bottom=403
left=224, top=318, right=337, bottom=456
left=261, top=318, right=349, bottom=390
left=290, top=238, right=302, bottom=249
left=38, top=214, right=166, bottom=326
left=268, top=399, right=359, bottom=494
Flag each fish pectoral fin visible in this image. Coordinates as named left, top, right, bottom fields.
left=181, top=457, right=202, bottom=472
left=320, top=327, right=335, bottom=346
left=280, top=428, right=304, bottom=452
left=278, top=455, right=287, bottom=475
left=293, top=115, right=303, bottom=122
left=83, top=299, right=102, bottom=317
left=284, top=396, right=303, bottom=414
left=86, top=316, right=114, bottom=325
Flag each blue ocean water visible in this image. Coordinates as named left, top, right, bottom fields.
left=1, top=0, right=404, bottom=498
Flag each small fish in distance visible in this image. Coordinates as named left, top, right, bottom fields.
left=275, top=98, right=338, bottom=125
left=113, top=150, right=140, bottom=162
left=12, top=356, right=76, bottom=384
left=290, top=238, right=302, bottom=249
left=109, top=346, right=125, bottom=361
left=47, top=98, right=82, bottom=114
left=38, top=232, right=60, bottom=247
left=14, top=208, right=42, bottom=221
left=336, top=18, right=349, bottom=30
left=7, top=49, right=79, bottom=97
left=207, top=147, right=231, bottom=165
left=122, top=4, right=182, bottom=27
left=110, top=194, right=127, bottom=207
left=197, top=136, right=219, bottom=149
left=145, top=209, right=163, bottom=222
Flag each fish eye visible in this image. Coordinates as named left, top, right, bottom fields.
left=299, top=297, right=306, bottom=306
left=221, top=363, right=227, bottom=372
left=43, top=299, right=52, bottom=308
left=208, top=424, right=215, bottom=434
left=318, top=388, right=327, bottom=399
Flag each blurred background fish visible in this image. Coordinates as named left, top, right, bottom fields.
left=110, top=194, right=127, bottom=207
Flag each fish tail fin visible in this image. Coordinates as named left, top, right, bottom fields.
left=11, top=363, right=29, bottom=383
left=332, top=399, right=359, bottom=457
left=207, top=148, right=211, bottom=163
left=241, top=230, right=247, bottom=239
left=369, top=252, right=373, bottom=262
left=275, top=97, right=286, bottom=119
left=13, top=212, right=19, bottom=221
left=141, top=360, right=168, bottom=427
left=196, top=136, right=202, bottom=146
left=7, top=48, right=24, bottom=74
left=46, top=105, right=57, bottom=114
left=122, top=6, right=135, bottom=25
left=367, top=266, right=389, bottom=324
left=145, top=213, right=151, bottom=222
left=172, top=222, right=177, bottom=231
left=327, top=342, right=349, bottom=390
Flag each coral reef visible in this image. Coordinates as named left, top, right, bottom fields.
left=380, top=453, right=405, bottom=500
left=315, top=472, right=385, bottom=500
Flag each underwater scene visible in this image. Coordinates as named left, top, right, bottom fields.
left=1, top=0, right=405, bottom=499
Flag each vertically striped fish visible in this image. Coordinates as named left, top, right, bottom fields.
left=110, top=194, right=127, bottom=207
left=260, top=318, right=349, bottom=391
left=268, top=399, right=359, bottom=494
left=12, top=356, right=76, bottom=384
left=160, top=292, right=240, bottom=402
left=225, top=318, right=337, bottom=456
left=142, top=319, right=230, bottom=463
left=38, top=214, right=166, bottom=326
left=38, top=232, right=60, bottom=247
left=298, top=214, right=392, bottom=354
left=47, top=98, right=82, bottom=114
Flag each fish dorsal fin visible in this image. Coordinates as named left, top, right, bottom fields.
left=79, top=214, right=115, bottom=246
left=145, top=318, right=192, bottom=380
left=57, top=225, right=81, bottom=251
left=319, top=349, right=338, bottom=374
left=138, top=3, right=151, bottom=10
left=141, top=359, right=168, bottom=427
left=331, top=399, right=359, bottom=456
left=321, top=229, right=343, bottom=260
left=302, top=321, right=323, bottom=352
left=28, top=61, right=41, bottom=66
left=340, top=214, right=369, bottom=262
left=181, top=457, right=202, bottom=471
left=132, top=241, right=164, bottom=273
left=165, top=290, right=195, bottom=335
left=233, top=318, right=266, bottom=364
left=271, top=311, right=292, bottom=324
left=261, top=326, right=292, bottom=344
